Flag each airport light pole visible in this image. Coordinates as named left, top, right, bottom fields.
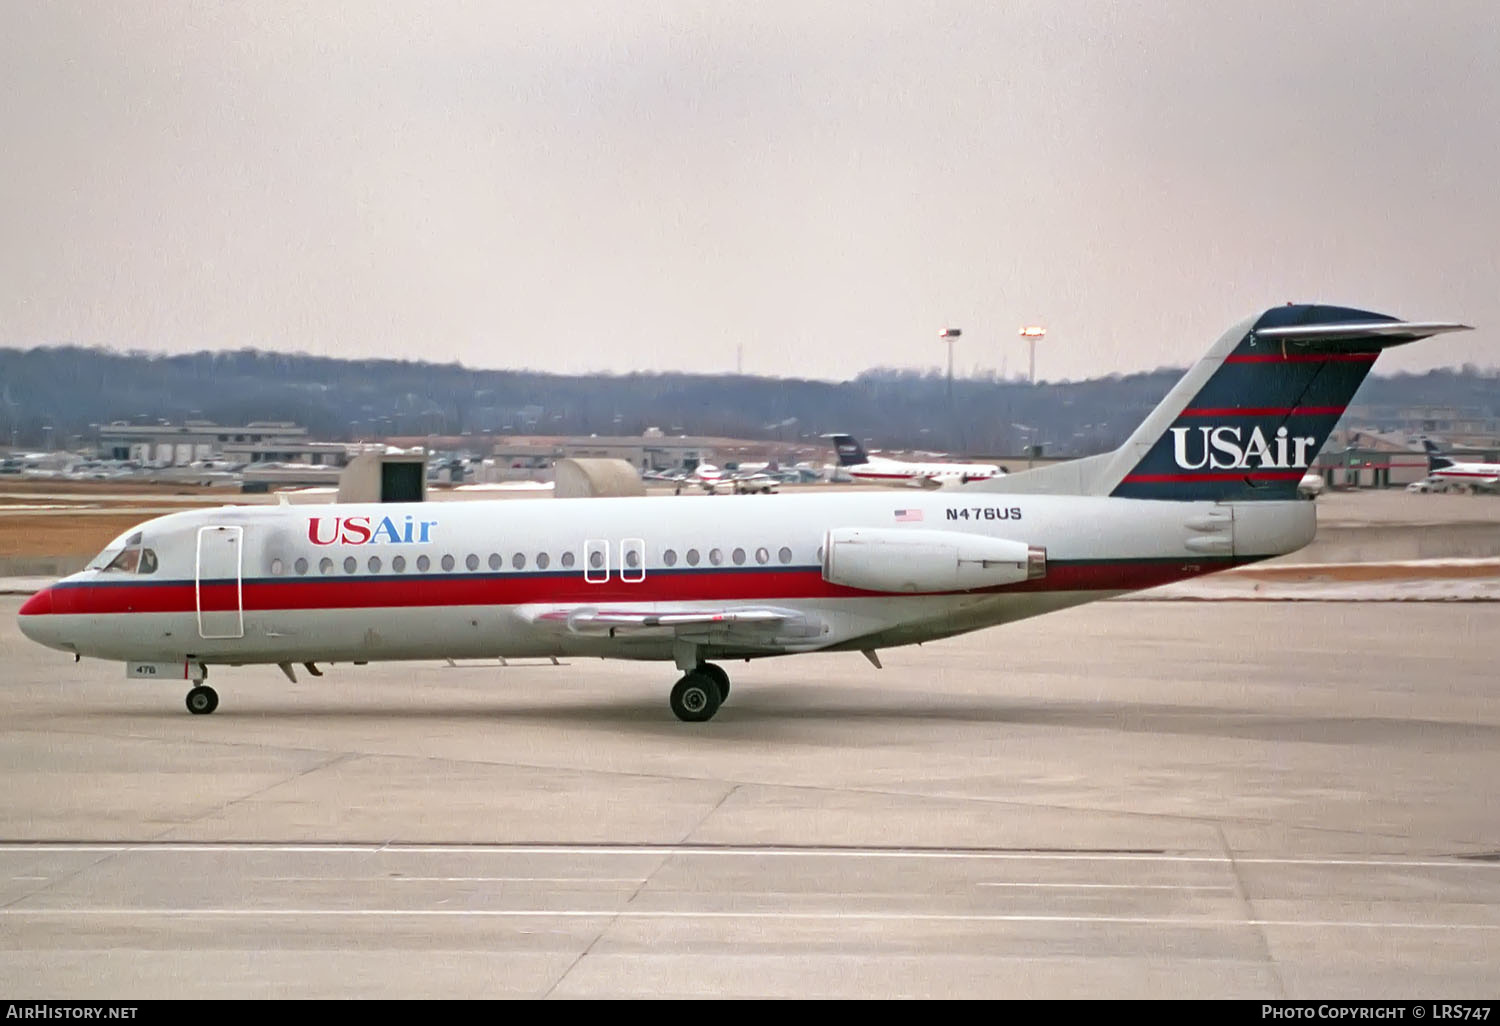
left=1020, top=324, right=1047, bottom=385
left=939, top=327, right=962, bottom=405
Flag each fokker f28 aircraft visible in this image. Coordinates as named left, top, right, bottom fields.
left=826, top=434, right=1004, bottom=487
left=1422, top=440, right=1500, bottom=492
left=18, top=305, right=1470, bottom=721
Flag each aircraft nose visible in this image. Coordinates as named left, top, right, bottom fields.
left=18, top=586, right=53, bottom=618
left=17, top=586, right=60, bottom=648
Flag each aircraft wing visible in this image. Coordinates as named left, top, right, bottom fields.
left=521, top=605, right=828, bottom=645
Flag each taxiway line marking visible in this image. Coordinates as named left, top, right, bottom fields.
left=1, top=908, right=1495, bottom=930
left=1, top=843, right=1495, bottom=870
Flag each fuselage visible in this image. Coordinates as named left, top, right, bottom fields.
left=1430, top=460, right=1500, bottom=487
left=847, top=457, right=1002, bottom=486
left=18, top=490, right=1314, bottom=667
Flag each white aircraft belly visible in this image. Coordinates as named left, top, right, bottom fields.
left=46, top=592, right=1037, bottom=665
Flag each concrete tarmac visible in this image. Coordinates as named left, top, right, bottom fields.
left=1, top=597, right=1497, bottom=998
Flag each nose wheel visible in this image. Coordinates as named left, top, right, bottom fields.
left=185, top=685, right=219, bottom=715
left=669, top=663, right=730, bottom=722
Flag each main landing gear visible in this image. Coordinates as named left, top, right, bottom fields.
left=669, top=663, right=731, bottom=722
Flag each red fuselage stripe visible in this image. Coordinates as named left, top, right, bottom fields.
left=37, top=559, right=1245, bottom=616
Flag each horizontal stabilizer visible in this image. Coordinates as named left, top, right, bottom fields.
left=1253, top=321, right=1471, bottom=348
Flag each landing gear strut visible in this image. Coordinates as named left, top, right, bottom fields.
left=185, top=685, right=219, bottom=715
left=669, top=662, right=730, bottom=722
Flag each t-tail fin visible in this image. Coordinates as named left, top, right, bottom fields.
left=1103, top=305, right=1470, bottom=500
left=1423, top=439, right=1455, bottom=472
left=826, top=434, right=871, bottom=467
left=975, top=304, right=1471, bottom=501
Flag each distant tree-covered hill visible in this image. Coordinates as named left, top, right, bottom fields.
left=0, top=345, right=1494, bottom=457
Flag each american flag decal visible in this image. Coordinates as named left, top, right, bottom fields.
left=894, top=509, right=923, bottom=522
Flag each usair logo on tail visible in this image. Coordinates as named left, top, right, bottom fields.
left=1169, top=426, right=1317, bottom=471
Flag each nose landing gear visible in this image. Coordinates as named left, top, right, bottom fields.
left=185, top=684, right=219, bottom=715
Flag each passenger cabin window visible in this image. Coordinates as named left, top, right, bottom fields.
left=416, top=555, right=431, bottom=572
left=779, top=546, right=792, bottom=564
left=392, top=555, right=406, bottom=573
left=663, top=549, right=678, bottom=567
left=536, top=552, right=550, bottom=569
left=295, top=557, right=309, bottom=575
left=441, top=554, right=455, bottom=572
left=561, top=551, right=576, bottom=569
left=488, top=553, right=502, bottom=571
left=466, top=554, right=479, bottom=572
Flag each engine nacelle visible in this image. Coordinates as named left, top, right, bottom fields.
left=821, top=527, right=1046, bottom=594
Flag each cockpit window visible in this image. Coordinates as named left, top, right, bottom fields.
left=88, top=546, right=124, bottom=571
left=89, top=528, right=147, bottom=571
left=104, top=548, right=141, bottom=573
left=99, top=539, right=157, bottom=574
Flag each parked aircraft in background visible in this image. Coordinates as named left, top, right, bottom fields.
left=728, top=470, right=780, bottom=494
left=825, top=434, right=1004, bottom=488
left=17, top=304, right=1470, bottom=722
left=1297, top=472, right=1325, bottom=498
left=660, top=462, right=782, bottom=495
left=673, top=462, right=729, bottom=494
left=1421, top=440, right=1500, bottom=492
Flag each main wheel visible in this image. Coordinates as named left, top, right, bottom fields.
left=699, top=662, right=730, bottom=700
left=185, top=685, right=219, bottom=715
left=669, top=672, right=722, bottom=722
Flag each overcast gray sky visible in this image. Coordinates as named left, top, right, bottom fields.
left=1, top=2, right=1496, bottom=381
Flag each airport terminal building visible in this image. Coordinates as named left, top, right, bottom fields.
left=96, top=421, right=349, bottom=467
left=492, top=431, right=720, bottom=475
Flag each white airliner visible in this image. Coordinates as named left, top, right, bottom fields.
left=826, top=434, right=1004, bottom=488
left=17, top=305, right=1470, bottom=721
left=1422, top=440, right=1500, bottom=491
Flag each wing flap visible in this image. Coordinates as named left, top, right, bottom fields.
left=522, top=604, right=828, bottom=643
